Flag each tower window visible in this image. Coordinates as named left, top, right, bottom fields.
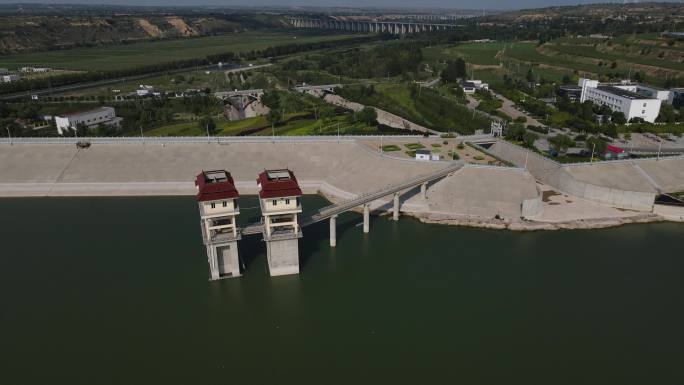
left=222, top=201, right=227, bottom=207
left=210, top=203, right=216, bottom=209
left=285, top=199, right=290, bottom=205
left=272, top=200, right=277, bottom=206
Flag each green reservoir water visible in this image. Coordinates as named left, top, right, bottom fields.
left=1, top=196, right=684, bottom=384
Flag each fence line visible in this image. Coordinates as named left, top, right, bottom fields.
left=0, top=133, right=495, bottom=145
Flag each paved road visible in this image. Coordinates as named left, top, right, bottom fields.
left=466, top=95, right=480, bottom=109
left=323, top=94, right=441, bottom=135
left=0, top=63, right=268, bottom=101
left=494, top=93, right=544, bottom=127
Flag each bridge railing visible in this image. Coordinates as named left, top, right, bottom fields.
left=0, top=135, right=433, bottom=145
left=299, top=162, right=463, bottom=226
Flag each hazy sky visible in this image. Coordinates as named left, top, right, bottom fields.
left=1, top=0, right=682, bottom=11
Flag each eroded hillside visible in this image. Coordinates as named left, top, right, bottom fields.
left=0, top=14, right=285, bottom=54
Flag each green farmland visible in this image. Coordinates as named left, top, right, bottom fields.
left=423, top=42, right=506, bottom=66
left=0, top=32, right=361, bottom=71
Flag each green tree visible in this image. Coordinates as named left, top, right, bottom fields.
left=260, top=89, right=281, bottom=110
left=266, top=109, right=281, bottom=128
left=523, top=131, right=539, bottom=148
left=611, top=111, right=627, bottom=125
left=504, top=123, right=526, bottom=142
left=549, top=134, right=574, bottom=154
left=319, top=106, right=335, bottom=122
left=440, top=58, right=466, bottom=83
left=357, top=107, right=377, bottom=126
left=586, top=136, right=608, bottom=157
left=198, top=115, right=216, bottom=135
left=656, top=104, right=677, bottom=123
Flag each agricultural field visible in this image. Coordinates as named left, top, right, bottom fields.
left=428, top=35, right=683, bottom=88
left=423, top=42, right=506, bottom=66
left=0, top=32, right=361, bottom=71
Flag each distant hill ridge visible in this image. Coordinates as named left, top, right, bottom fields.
left=0, top=14, right=285, bottom=55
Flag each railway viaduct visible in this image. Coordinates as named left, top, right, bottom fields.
left=287, top=17, right=459, bottom=35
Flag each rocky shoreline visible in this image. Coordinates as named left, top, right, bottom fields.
left=318, top=190, right=671, bottom=231
left=410, top=212, right=665, bottom=231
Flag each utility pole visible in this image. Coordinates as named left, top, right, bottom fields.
left=140, top=125, right=144, bottom=145
left=590, top=142, right=595, bottom=163
left=206, top=123, right=210, bottom=144
left=6, top=126, right=11, bottom=146
left=657, top=141, right=662, bottom=161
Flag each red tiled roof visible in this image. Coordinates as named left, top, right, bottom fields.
left=195, top=170, right=239, bottom=202
left=257, top=169, right=302, bottom=199
left=606, top=145, right=625, bottom=154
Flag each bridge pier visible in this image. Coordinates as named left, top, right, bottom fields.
left=330, top=215, right=337, bottom=247
left=421, top=182, right=427, bottom=199
left=393, top=193, right=400, bottom=221
left=363, top=204, right=370, bottom=233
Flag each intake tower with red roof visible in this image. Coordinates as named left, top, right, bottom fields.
left=257, top=169, right=303, bottom=276
left=195, top=170, right=241, bottom=280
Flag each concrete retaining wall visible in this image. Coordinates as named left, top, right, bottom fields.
left=521, top=184, right=543, bottom=219
left=489, top=140, right=656, bottom=211
left=654, top=204, right=684, bottom=222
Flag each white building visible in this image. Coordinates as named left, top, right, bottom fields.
left=54, top=107, right=122, bottom=135
left=20, top=67, right=51, bottom=73
left=461, top=79, right=489, bottom=94
left=415, top=149, right=431, bottom=161
left=0, top=68, right=9, bottom=75
left=1, top=74, right=20, bottom=83
left=578, top=78, right=662, bottom=123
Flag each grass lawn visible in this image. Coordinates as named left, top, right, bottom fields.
left=503, top=42, right=607, bottom=75
left=0, top=32, right=361, bottom=71
left=381, top=144, right=401, bottom=151
left=404, top=142, right=425, bottom=150
left=423, top=42, right=506, bottom=66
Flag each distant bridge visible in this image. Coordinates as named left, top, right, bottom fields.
left=241, top=162, right=463, bottom=243
left=294, top=84, right=341, bottom=95
left=287, top=17, right=460, bottom=35
left=214, top=89, right=263, bottom=100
